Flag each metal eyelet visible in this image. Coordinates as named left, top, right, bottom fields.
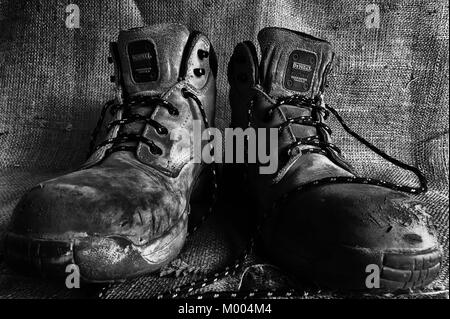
left=156, top=126, right=168, bottom=135
left=181, top=88, right=189, bottom=98
left=198, top=49, right=209, bottom=59
left=169, top=107, right=179, bottom=116
left=150, top=145, right=162, bottom=156
left=194, top=68, right=206, bottom=77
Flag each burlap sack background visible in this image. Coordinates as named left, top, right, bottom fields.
left=0, top=0, right=448, bottom=298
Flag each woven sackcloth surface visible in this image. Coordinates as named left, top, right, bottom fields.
left=0, top=0, right=448, bottom=298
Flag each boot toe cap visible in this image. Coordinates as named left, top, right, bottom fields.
left=281, top=183, right=439, bottom=251
left=5, top=167, right=188, bottom=281
left=9, top=167, right=184, bottom=242
left=263, top=183, right=442, bottom=290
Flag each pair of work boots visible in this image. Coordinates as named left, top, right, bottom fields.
left=4, top=24, right=441, bottom=291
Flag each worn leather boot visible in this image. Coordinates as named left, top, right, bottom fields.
left=5, top=23, right=217, bottom=282
left=228, top=27, right=442, bottom=290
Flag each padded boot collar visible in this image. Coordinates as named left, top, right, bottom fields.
left=258, top=27, right=334, bottom=98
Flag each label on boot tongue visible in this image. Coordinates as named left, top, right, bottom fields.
left=128, top=40, right=158, bottom=83
left=284, top=50, right=317, bottom=93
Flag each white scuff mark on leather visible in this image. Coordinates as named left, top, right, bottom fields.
left=391, top=198, right=431, bottom=226
left=56, top=184, right=100, bottom=197
left=64, top=231, right=89, bottom=238
left=41, top=231, right=89, bottom=240
left=80, top=237, right=131, bottom=264
left=139, top=213, right=187, bottom=264
left=396, top=200, right=431, bottom=218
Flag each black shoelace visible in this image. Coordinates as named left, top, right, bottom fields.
left=268, top=95, right=340, bottom=157
left=269, top=94, right=428, bottom=195
left=89, top=87, right=218, bottom=234
left=89, top=88, right=211, bottom=157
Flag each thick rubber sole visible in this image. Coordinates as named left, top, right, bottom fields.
left=323, top=245, right=442, bottom=291
left=3, top=211, right=188, bottom=283
left=378, top=247, right=442, bottom=290
left=263, top=240, right=442, bottom=291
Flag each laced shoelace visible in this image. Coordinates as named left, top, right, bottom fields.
left=89, top=88, right=211, bottom=157
left=268, top=95, right=341, bottom=157
left=90, top=87, right=218, bottom=228
left=172, top=93, right=430, bottom=301
left=93, top=89, right=223, bottom=299
left=268, top=94, right=428, bottom=196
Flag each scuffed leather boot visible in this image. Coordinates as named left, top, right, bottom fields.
left=5, top=23, right=217, bottom=282
left=228, top=27, right=442, bottom=290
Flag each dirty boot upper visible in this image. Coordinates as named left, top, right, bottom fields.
left=5, top=23, right=217, bottom=282
left=228, top=27, right=441, bottom=290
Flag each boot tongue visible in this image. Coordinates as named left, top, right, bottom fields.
left=257, top=27, right=334, bottom=98
left=117, top=23, right=190, bottom=97
left=105, top=24, right=190, bottom=157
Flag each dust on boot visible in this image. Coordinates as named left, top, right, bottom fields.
left=228, top=27, right=441, bottom=291
left=5, top=23, right=217, bottom=282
